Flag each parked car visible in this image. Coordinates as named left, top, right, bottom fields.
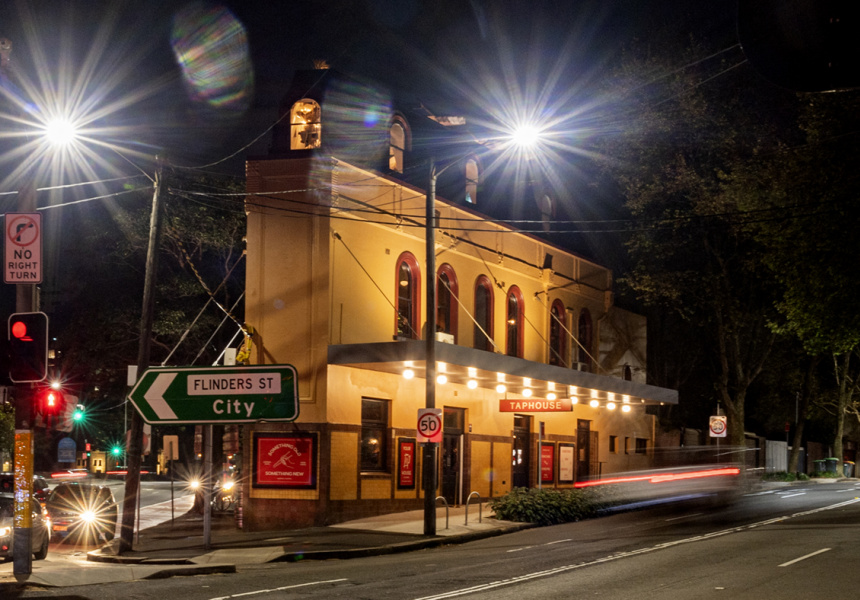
left=0, top=493, right=50, bottom=561
left=45, top=482, right=117, bottom=544
left=0, top=473, right=52, bottom=506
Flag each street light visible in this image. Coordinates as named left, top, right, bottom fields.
left=422, top=124, right=542, bottom=535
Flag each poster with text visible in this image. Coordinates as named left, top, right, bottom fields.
left=558, top=444, right=575, bottom=483
left=253, top=432, right=317, bottom=488
left=398, top=438, right=416, bottom=489
left=540, top=443, right=555, bottom=483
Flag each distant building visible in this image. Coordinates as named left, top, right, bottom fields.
left=239, top=70, right=677, bottom=529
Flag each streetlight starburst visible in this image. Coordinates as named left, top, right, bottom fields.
left=42, top=118, right=79, bottom=147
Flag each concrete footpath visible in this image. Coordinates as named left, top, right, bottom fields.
left=1, top=496, right=530, bottom=589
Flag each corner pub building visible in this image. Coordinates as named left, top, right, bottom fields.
left=237, top=69, right=678, bottom=530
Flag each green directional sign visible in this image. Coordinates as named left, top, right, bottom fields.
left=128, top=365, right=299, bottom=424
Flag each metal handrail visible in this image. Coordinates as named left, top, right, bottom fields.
left=465, top=491, right=482, bottom=525
left=435, top=496, right=449, bottom=529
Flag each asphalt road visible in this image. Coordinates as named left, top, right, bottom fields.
left=6, top=481, right=860, bottom=599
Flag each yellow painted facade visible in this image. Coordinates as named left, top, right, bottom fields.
left=239, top=74, right=677, bottom=529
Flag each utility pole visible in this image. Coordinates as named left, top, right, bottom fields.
left=119, top=160, right=163, bottom=552
left=11, top=181, right=38, bottom=580
left=423, top=163, right=438, bottom=536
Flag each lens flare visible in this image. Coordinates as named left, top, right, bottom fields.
left=170, top=3, right=254, bottom=113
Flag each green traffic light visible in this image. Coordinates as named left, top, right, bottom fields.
left=73, top=410, right=83, bottom=421
left=112, top=446, right=121, bottom=456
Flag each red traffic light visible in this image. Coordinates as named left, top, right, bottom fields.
left=39, top=387, right=64, bottom=415
left=7, top=312, right=49, bottom=382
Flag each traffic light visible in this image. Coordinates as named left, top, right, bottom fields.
left=39, top=387, right=64, bottom=415
left=7, top=312, right=49, bottom=382
left=111, top=445, right=122, bottom=457
left=73, top=404, right=85, bottom=422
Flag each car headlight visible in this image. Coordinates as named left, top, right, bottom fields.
left=0, top=526, right=11, bottom=537
left=80, top=510, right=97, bottom=523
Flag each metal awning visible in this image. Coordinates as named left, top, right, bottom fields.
left=328, top=341, right=678, bottom=406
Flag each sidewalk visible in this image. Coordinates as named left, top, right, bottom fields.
left=1, top=497, right=531, bottom=589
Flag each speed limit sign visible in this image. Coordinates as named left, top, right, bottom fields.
left=709, top=415, right=727, bottom=438
left=417, top=408, right=443, bottom=443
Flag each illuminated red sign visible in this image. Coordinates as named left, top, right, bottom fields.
left=541, top=443, right=555, bottom=483
left=253, top=433, right=316, bottom=488
left=500, top=398, right=573, bottom=412
left=398, top=439, right=415, bottom=489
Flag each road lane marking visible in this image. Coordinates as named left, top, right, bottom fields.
left=779, top=548, right=831, bottom=567
left=779, top=492, right=806, bottom=498
left=544, top=539, right=572, bottom=545
left=210, top=578, right=347, bottom=600
left=665, top=513, right=703, bottom=522
left=414, top=499, right=860, bottom=600
left=506, top=546, right=535, bottom=553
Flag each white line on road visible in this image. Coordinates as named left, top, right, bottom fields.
left=414, top=499, right=860, bottom=600
left=544, top=539, right=572, bottom=545
left=506, top=546, right=535, bottom=553
left=779, top=548, right=831, bottom=567
left=779, top=492, right=806, bottom=499
left=665, top=513, right=703, bottom=522
left=209, top=578, right=348, bottom=600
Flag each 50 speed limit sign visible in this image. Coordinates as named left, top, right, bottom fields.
left=709, top=415, right=727, bottom=438
left=417, top=408, right=443, bottom=443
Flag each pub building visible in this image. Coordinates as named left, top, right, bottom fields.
left=237, top=69, right=678, bottom=529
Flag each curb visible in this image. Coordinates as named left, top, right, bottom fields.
left=87, top=523, right=535, bottom=566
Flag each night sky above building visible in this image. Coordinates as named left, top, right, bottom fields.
left=1, top=0, right=740, bottom=267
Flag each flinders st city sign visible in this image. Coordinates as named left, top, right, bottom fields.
left=499, top=398, right=573, bottom=413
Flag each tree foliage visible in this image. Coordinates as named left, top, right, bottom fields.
left=596, top=40, right=795, bottom=446
left=741, top=90, right=860, bottom=461
left=46, top=170, right=246, bottom=451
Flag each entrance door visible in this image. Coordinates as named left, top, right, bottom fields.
left=442, top=407, right=465, bottom=505
left=512, top=415, right=531, bottom=488
left=577, top=420, right=591, bottom=480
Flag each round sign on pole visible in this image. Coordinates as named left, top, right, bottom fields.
left=417, top=408, right=443, bottom=443
left=709, top=415, right=727, bottom=438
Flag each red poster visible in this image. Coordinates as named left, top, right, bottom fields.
left=398, top=439, right=416, bottom=489
left=253, top=433, right=316, bottom=488
left=541, top=443, right=555, bottom=483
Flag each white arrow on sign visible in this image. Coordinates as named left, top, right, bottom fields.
left=143, top=372, right=178, bottom=420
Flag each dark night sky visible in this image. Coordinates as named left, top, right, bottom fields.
left=2, top=0, right=740, bottom=172
left=1, top=0, right=742, bottom=277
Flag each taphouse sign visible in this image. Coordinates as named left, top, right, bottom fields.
left=128, top=365, right=299, bottom=424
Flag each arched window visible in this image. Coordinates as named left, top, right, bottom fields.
left=473, top=276, right=494, bottom=351
left=290, top=99, right=321, bottom=150
left=506, top=286, right=525, bottom=358
left=395, top=253, right=421, bottom=339
left=549, top=299, right=567, bottom=367
left=578, top=308, right=593, bottom=371
left=436, top=264, right=459, bottom=341
left=389, top=121, right=407, bottom=173
left=464, top=157, right=479, bottom=204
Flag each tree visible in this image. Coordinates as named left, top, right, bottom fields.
left=45, top=169, right=246, bottom=463
left=744, top=91, right=860, bottom=465
left=596, top=39, right=794, bottom=448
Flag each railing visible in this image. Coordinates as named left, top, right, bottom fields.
left=435, top=495, right=449, bottom=530
left=465, top=491, right=482, bottom=525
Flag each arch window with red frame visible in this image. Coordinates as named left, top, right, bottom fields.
left=473, top=275, right=494, bottom=351
left=578, top=308, right=593, bottom=371
left=549, top=299, right=567, bottom=367
left=506, top=286, right=525, bottom=358
left=436, top=263, right=459, bottom=341
left=395, top=252, right=421, bottom=339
